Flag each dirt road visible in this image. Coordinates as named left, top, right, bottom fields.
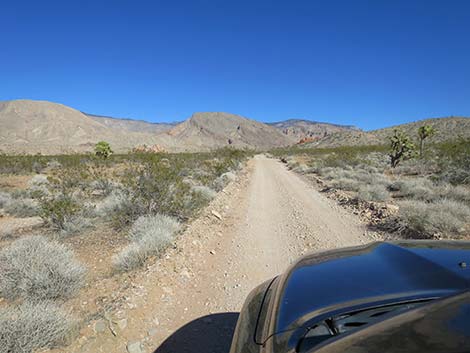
left=69, top=155, right=375, bottom=353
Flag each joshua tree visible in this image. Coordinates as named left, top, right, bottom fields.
left=94, top=141, right=113, bottom=159
left=389, top=129, right=416, bottom=168
left=418, top=125, right=436, bottom=158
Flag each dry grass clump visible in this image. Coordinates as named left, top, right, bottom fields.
left=191, top=185, right=217, bottom=201
left=4, top=198, right=39, bottom=217
left=390, top=178, right=470, bottom=204
left=59, top=216, right=93, bottom=237
left=93, top=189, right=131, bottom=217
left=330, top=178, right=361, bottom=191
left=28, top=174, right=49, bottom=186
left=112, top=243, right=148, bottom=272
left=0, top=191, right=12, bottom=208
left=0, top=236, right=86, bottom=301
left=399, top=199, right=470, bottom=236
left=213, top=171, right=236, bottom=191
left=389, top=178, right=435, bottom=200
left=27, top=175, right=50, bottom=198
left=89, top=178, right=117, bottom=196
left=0, top=301, right=76, bottom=353
left=437, top=184, right=470, bottom=203
left=357, top=184, right=390, bottom=201
left=321, top=167, right=390, bottom=192
left=113, top=214, right=180, bottom=272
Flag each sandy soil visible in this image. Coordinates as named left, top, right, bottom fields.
left=61, top=155, right=377, bottom=353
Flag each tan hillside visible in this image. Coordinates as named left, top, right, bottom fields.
left=310, top=130, right=381, bottom=147
left=268, top=119, right=358, bottom=142
left=0, top=100, right=163, bottom=154
left=0, top=100, right=295, bottom=154
left=372, top=117, right=470, bottom=143
left=307, top=117, right=470, bottom=148
left=158, top=112, right=296, bottom=151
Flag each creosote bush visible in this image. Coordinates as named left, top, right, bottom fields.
left=0, top=236, right=86, bottom=301
left=39, top=194, right=81, bottom=230
left=0, top=301, right=76, bottom=353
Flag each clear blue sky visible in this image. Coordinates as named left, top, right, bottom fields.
left=1, top=0, right=469, bottom=130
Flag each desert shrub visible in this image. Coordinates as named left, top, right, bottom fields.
left=46, top=159, right=62, bottom=170
left=4, top=198, right=39, bottom=217
left=399, top=199, right=470, bottom=236
left=330, top=178, right=361, bottom=191
left=357, top=184, right=390, bottom=201
left=113, top=214, right=180, bottom=272
left=322, top=167, right=389, bottom=186
left=89, top=178, right=115, bottom=196
left=116, top=160, right=191, bottom=226
left=286, top=160, right=300, bottom=170
left=436, top=138, right=470, bottom=185
left=39, top=194, right=81, bottom=230
left=436, top=184, right=470, bottom=203
left=0, top=191, right=12, bottom=208
left=0, top=301, right=76, bottom=353
left=213, top=171, right=236, bottom=191
left=94, top=189, right=131, bottom=218
left=389, top=178, right=435, bottom=200
left=391, top=157, right=437, bottom=176
left=191, top=185, right=217, bottom=201
left=292, top=164, right=312, bottom=174
left=0, top=235, right=86, bottom=301
left=29, top=174, right=49, bottom=186
left=129, top=214, right=180, bottom=244
left=59, top=216, right=93, bottom=237
left=113, top=243, right=148, bottom=272
left=27, top=174, right=50, bottom=198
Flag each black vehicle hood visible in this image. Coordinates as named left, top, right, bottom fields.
left=274, top=241, right=470, bottom=334
left=311, top=290, right=470, bottom=353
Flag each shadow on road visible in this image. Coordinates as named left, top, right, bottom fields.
left=153, top=312, right=239, bottom=353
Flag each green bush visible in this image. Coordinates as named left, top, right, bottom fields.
left=94, top=141, right=113, bottom=159
left=39, top=194, right=81, bottom=230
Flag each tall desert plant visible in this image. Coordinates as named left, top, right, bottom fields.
left=418, top=125, right=436, bottom=158
left=94, top=141, right=113, bottom=159
left=389, top=129, right=416, bottom=168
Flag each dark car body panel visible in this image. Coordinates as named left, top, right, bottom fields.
left=311, top=291, right=470, bottom=353
left=230, top=241, right=470, bottom=353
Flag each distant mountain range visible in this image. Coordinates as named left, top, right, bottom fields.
left=85, top=113, right=178, bottom=134
left=0, top=99, right=468, bottom=154
left=267, top=119, right=359, bottom=143
left=307, top=116, right=470, bottom=148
